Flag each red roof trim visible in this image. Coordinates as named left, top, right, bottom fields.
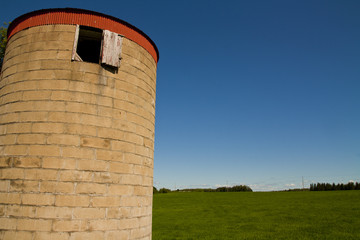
left=7, top=8, right=159, bottom=63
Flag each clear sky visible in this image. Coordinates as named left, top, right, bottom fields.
left=1, top=0, right=359, bottom=191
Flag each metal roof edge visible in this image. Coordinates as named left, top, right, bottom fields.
left=8, top=8, right=159, bottom=63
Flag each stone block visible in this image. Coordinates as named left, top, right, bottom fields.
left=88, top=219, right=119, bottom=231
left=55, top=195, right=90, bottom=207
left=73, top=207, right=106, bottom=219
left=32, top=123, right=64, bottom=134
left=22, top=193, right=55, bottom=205
left=52, top=220, right=87, bottom=232
left=0, top=218, right=17, bottom=229
left=92, top=196, right=121, bottom=207
left=47, top=134, right=80, bottom=146
left=77, top=159, right=108, bottom=172
left=9, top=180, right=39, bottom=192
left=40, top=181, right=74, bottom=193
left=34, top=232, right=70, bottom=240
left=28, top=145, right=61, bottom=157
left=109, top=162, right=133, bottom=174
left=75, top=183, right=107, bottom=195
left=0, top=193, right=21, bottom=204
left=6, top=205, right=37, bottom=218
left=62, top=147, right=94, bottom=159
left=17, top=219, right=52, bottom=231
left=24, top=169, right=58, bottom=181
left=80, top=137, right=111, bottom=149
left=17, top=134, right=46, bottom=144
left=36, top=206, right=72, bottom=219
left=42, top=157, right=76, bottom=170
left=3, top=231, right=33, bottom=240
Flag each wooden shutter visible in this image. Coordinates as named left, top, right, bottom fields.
left=101, top=30, right=123, bottom=67
left=72, top=25, right=80, bottom=61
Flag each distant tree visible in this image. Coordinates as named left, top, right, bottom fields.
left=216, top=187, right=227, bottom=192
left=230, top=185, right=253, bottom=192
left=153, top=186, right=159, bottom=194
left=0, top=22, right=9, bottom=71
left=348, top=182, right=355, bottom=190
left=159, top=188, right=171, bottom=193
left=310, top=182, right=359, bottom=191
left=215, top=185, right=252, bottom=192
left=204, top=188, right=214, bottom=192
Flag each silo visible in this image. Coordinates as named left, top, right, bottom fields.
left=0, top=8, right=158, bottom=239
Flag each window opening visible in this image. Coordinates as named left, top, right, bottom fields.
left=72, top=26, right=102, bottom=64
left=72, top=25, right=123, bottom=68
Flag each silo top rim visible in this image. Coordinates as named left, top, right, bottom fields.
left=7, top=8, right=159, bottom=63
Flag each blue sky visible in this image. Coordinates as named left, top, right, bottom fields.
left=1, top=0, right=359, bottom=191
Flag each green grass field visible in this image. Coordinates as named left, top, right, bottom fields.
left=153, top=191, right=360, bottom=239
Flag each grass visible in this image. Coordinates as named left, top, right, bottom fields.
left=152, top=191, right=360, bottom=239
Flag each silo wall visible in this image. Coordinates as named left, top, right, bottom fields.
left=0, top=9, right=158, bottom=240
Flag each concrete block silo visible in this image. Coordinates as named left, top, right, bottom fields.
left=0, top=8, right=158, bottom=239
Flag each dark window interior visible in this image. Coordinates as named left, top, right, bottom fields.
left=77, top=26, right=102, bottom=64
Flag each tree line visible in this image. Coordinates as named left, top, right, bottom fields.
left=310, top=182, right=360, bottom=191
left=212, top=185, right=253, bottom=192
left=153, top=185, right=253, bottom=194
left=0, top=23, right=9, bottom=70
left=153, top=187, right=171, bottom=194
